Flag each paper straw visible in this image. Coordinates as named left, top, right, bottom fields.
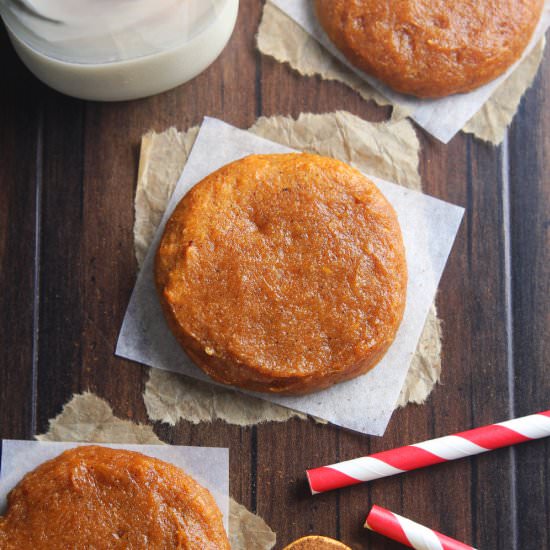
left=307, top=410, right=550, bottom=494
left=365, top=505, right=476, bottom=550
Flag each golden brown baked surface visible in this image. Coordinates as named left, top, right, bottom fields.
left=284, top=535, right=352, bottom=549
left=0, top=445, right=229, bottom=550
left=155, top=153, right=407, bottom=394
left=314, top=0, right=543, bottom=98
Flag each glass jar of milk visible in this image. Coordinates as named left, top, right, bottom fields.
left=0, top=0, right=239, bottom=101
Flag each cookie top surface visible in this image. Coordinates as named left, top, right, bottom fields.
left=284, top=535, right=352, bottom=549
left=0, top=445, right=229, bottom=549
left=315, top=0, right=543, bottom=97
left=155, top=153, right=407, bottom=394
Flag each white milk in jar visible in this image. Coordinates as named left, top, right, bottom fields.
left=0, top=0, right=239, bottom=101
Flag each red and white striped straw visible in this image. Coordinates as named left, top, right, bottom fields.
left=307, top=410, right=550, bottom=494
left=365, top=505, right=476, bottom=550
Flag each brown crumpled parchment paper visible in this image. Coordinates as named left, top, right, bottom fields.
left=135, top=111, right=441, bottom=427
left=36, top=392, right=277, bottom=550
left=256, top=1, right=546, bottom=145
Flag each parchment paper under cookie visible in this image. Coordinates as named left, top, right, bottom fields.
left=117, top=116, right=463, bottom=436
left=462, top=38, right=545, bottom=143
left=135, top=126, right=200, bottom=267
left=260, top=0, right=549, bottom=144
left=1, top=392, right=276, bottom=550
left=135, top=112, right=441, bottom=427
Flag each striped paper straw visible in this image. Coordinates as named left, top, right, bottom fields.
left=307, top=410, right=550, bottom=494
left=365, top=505, right=476, bottom=550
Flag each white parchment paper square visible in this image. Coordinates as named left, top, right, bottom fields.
left=0, top=440, right=229, bottom=532
left=270, top=0, right=550, bottom=143
left=116, top=117, right=464, bottom=436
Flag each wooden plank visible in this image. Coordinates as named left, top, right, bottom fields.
left=0, top=31, right=41, bottom=439
left=256, top=418, right=341, bottom=546
left=450, top=136, right=515, bottom=550
left=35, top=90, right=87, bottom=433
left=508, top=54, right=550, bottom=550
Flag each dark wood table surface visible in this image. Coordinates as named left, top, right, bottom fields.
left=1, top=3, right=549, bottom=549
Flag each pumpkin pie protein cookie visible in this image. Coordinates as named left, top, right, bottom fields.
left=314, top=0, right=544, bottom=97
left=156, top=153, right=407, bottom=394
left=0, top=446, right=229, bottom=549
left=284, top=535, right=352, bottom=549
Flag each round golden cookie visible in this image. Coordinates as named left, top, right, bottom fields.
left=314, top=0, right=543, bottom=98
left=284, top=535, right=352, bottom=549
left=0, top=445, right=229, bottom=549
left=156, top=153, right=407, bottom=395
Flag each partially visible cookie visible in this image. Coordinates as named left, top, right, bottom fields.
left=284, top=535, right=352, bottom=549
left=0, top=445, right=229, bottom=549
left=315, top=0, right=544, bottom=98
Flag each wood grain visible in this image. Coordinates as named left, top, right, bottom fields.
left=0, top=2, right=549, bottom=548
left=0, top=31, right=41, bottom=440
left=509, top=54, right=550, bottom=550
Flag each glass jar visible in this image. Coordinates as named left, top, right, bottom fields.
left=0, top=0, right=239, bottom=101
